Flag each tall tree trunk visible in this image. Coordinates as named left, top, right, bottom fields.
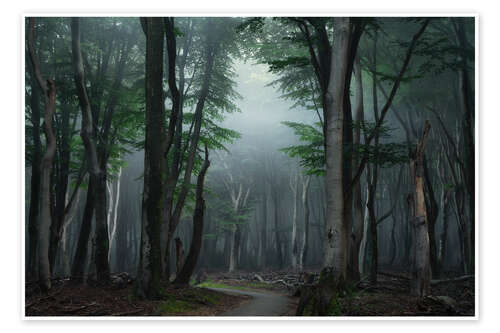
left=409, top=121, right=431, bottom=297
left=349, top=52, right=365, bottom=282
left=71, top=17, right=110, bottom=283
left=27, top=56, right=42, bottom=282
left=28, top=18, right=57, bottom=292
left=438, top=188, right=452, bottom=276
left=323, top=17, right=350, bottom=281
left=423, top=157, right=439, bottom=277
left=135, top=17, right=166, bottom=299
left=108, top=166, right=122, bottom=265
left=50, top=104, right=72, bottom=273
left=174, top=149, right=210, bottom=284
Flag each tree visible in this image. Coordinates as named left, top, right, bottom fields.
left=26, top=42, right=41, bottom=282
left=71, top=17, right=111, bottom=283
left=174, top=146, right=210, bottom=284
left=135, top=17, right=166, bottom=299
left=408, top=120, right=431, bottom=297
left=322, top=17, right=351, bottom=281
left=28, top=17, right=57, bottom=292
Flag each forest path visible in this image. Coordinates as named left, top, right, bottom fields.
left=208, top=287, right=292, bottom=316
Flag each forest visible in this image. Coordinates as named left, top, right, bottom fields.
left=24, top=16, right=475, bottom=317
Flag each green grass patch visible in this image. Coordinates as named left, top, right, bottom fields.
left=154, top=297, right=197, bottom=315
left=197, top=280, right=276, bottom=291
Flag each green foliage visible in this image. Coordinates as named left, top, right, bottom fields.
left=280, top=121, right=325, bottom=176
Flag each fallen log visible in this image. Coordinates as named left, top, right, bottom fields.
left=254, top=274, right=265, bottom=283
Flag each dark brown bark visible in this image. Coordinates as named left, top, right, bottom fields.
left=174, top=147, right=211, bottom=284
left=409, top=120, right=431, bottom=297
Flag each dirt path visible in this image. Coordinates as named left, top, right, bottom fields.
left=207, top=287, right=292, bottom=316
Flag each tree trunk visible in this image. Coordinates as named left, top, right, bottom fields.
left=290, top=171, right=299, bottom=270
left=323, top=17, right=350, bottom=281
left=174, top=148, right=211, bottom=284
left=272, top=189, right=283, bottom=268
left=260, top=189, right=268, bottom=269
left=50, top=104, right=72, bottom=273
left=454, top=18, right=475, bottom=274
left=348, top=52, right=365, bottom=282
left=71, top=177, right=94, bottom=281
left=174, top=237, right=185, bottom=275
left=27, top=56, right=41, bottom=282
left=71, top=17, right=110, bottom=283
left=162, top=19, right=215, bottom=280
left=299, top=176, right=311, bottom=270
left=438, top=188, right=452, bottom=276
left=409, top=120, right=431, bottom=297
left=28, top=18, right=56, bottom=292
left=423, top=156, right=439, bottom=277
left=108, top=166, right=122, bottom=265
left=135, top=17, right=165, bottom=299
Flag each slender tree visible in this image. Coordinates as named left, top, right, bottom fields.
left=28, top=17, right=57, bottom=292
left=71, top=17, right=110, bottom=283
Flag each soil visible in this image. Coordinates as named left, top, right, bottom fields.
left=25, top=270, right=475, bottom=317
left=25, top=279, right=249, bottom=317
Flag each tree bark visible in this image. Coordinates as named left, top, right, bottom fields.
left=71, top=177, right=94, bottom=281
left=409, top=120, right=431, bottom=297
left=454, top=18, right=475, bottom=274
left=28, top=18, right=57, bottom=292
left=26, top=53, right=41, bottom=282
left=174, top=147, right=211, bottom=284
left=71, top=17, right=110, bottom=283
left=290, top=170, right=299, bottom=269
left=174, top=237, right=185, bottom=275
left=323, top=17, right=350, bottom=281
left=348, top=52, right=365, bottom=282
left=135, top=17, right=166, bottom=299
left=299, top=175, right=311, bottom=270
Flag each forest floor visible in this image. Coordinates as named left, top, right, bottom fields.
left=202, top=269, right=475, bottom=316
left=25, top=277, right=249, bottom=317
left=24, top=269, right=475, bottom=317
